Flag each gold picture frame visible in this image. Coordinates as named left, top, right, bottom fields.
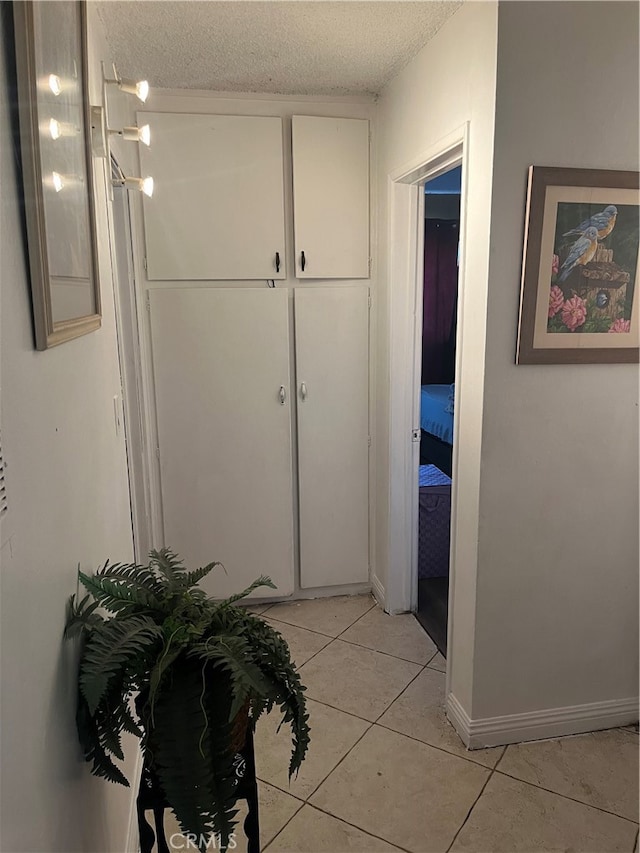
left=516, top=166, right=639, bottom=364
left=13, top=0, right=101, bottom=350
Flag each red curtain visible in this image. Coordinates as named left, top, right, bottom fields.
left=422, top=219, right=459, bottom=385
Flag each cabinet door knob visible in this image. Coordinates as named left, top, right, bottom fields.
left=275, top=251, right=280, bottom=273
left=300, top=250, right=306, bottom=272
left=300, top=382, right=308, bottom=401
left=278, top=385, right=287, bottom=405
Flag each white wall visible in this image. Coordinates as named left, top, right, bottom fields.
left=472, top=0, right=639, bottom=720
left=375, top=1, right=499, bottom=710
left=0, top=5, right=138, bottom=850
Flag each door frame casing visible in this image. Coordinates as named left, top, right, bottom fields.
left=108, top=171, right=155, bottom=562
left=385, top=123, right=469, bottom=690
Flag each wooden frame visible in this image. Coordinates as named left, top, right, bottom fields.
left=13, top=0, right=101, bottom=350
left=517, top=166, right=639, bottom=364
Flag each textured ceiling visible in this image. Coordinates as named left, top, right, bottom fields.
left=96, top=1, right=463, bottom=97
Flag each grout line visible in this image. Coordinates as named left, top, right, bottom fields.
left=445, top=767, right=496, bottom=853
left=296, top=691, right=376, bottom=724
left=291, top=718, right=375, bottom=803
left=260, top=796, right=305, bottom=853
left=327, top=636, right=432, bottom=666
left=265, top=600, right=438, bottom=667
left=262, top=594, right=377, bottom=641
left=618, top=726, right=640, bottom=738
left=493, top=768, right=640, bottom=825
left=373, top=719, right=505, bottom=771
left=492, top=742, right=508, bottom=772
left=294, top=639, right=339, bottom=679
left=303, top=802, right=416, bottom=853
left=424, top=648, right=440, bottom=666
left=289, top=633, right=410, bottom=805
left=333, top=597, right=379, bottom=641
left=371, top=663, right=428, bottom=725
left=256, top=774, right=307, bottom=803
left=265, top=614, right=343, bottom=640
left=298, top=653, right=429, bottom=725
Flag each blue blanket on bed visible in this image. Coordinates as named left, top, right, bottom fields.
left=420, top=385, right=454, bottom=445
left=419, top=464, right=451, bottom=487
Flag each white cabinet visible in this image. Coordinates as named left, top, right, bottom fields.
left=147, top=286, right=370, bottom=595
left=139, top=112, right=370, bottom=282
left=291, top=116, right=370, bottom=279
left=149, top=288, right=294, bottom=599
left=295, top=287, right=370, bottom=587
left=140, top=113, right=286, bottom=281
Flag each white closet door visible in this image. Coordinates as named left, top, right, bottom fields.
left=292, top=116, right=370, bottom=279
left=295, top=287, right=370, bottom=588
left=140, top=113, right=286, bottom=281
left=149, top=288, right=294, bottom=599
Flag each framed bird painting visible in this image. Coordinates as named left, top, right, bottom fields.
left=516, top=165, right=639, bottom=364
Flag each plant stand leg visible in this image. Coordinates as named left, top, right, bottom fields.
left=152, top=805, right=171, bottom=853
left=242, top=728, right=260, bottom=853
left=136, top=795, right=156, bottom=853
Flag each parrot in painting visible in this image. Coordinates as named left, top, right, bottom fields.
left=558, top=226, right=599, bottom=282
left=563, top=205, right=617, bottom=239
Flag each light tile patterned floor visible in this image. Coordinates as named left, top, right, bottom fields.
left=163, top=594, right=639, bottom=852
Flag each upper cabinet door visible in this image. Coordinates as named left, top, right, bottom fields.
left=140, top=113, right=286, bottom=280
left=291, top=116, right=370, bottom=279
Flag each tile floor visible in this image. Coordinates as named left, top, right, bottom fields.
left=163, top=594, right=639, bottom=853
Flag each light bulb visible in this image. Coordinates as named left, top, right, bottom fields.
left=52, top=171, right=64, bottom=192
left=49, top=74, right=62, bottom=96
left=116, top=77, right=150, bottom=103
left=136, top=80, right=149, bottom=103
left=49, top=118, right=61, bottom=140
left=120, top=175, right=154, bottom=196
left=119, top=124, right=151, bottom=145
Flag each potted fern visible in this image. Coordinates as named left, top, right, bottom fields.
left=65, top=549, right=310, bottom=851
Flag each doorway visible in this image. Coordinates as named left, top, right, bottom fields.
left=384, top=125, right=469, bottom=706
left=415, top=166, right=461, bottom=655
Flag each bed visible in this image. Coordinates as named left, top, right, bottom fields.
left=419, top=384, right=454, bottom=476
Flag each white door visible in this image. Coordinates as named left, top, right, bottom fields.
left=140, top=113, right=286, bottom=281
left=292, top=115, right=370, bottom=279
left=295, top=287, right=370, bottom=588
left=149, top=288, right=294, bottom=599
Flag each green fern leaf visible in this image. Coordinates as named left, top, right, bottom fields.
left=189, top=635, right=271, bottom=720
left=79, top=617, right=161, bottom=714
left=79, top=564, right=165, bottom=614
left=148, top=548, right=185, bottom=590
left=76, top=696, right=130, bottom=786
left=215, top=575, right=276, bottom=608
left=176, top=561, right=222, bottom=590
left=64, top=593, right=103, bottom=639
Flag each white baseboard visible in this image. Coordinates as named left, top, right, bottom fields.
left=371, top=572, right=385, bottom=608
left=446, top=692, right=639, bottom=749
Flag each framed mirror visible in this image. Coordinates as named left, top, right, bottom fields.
left=13, top=0, right=101, bottom=350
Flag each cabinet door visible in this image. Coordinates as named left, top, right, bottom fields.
left=292, top=116, right=369, bottom=279
left=140, top=113, right=286, bottom=281
left=149, top=288, right=294, bottom=599
left=295, top=287, right=370, bottom=588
